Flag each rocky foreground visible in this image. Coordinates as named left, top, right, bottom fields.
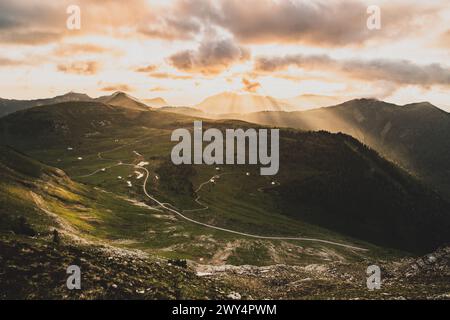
left=194, top=247, right=450, bottom=300
left=0, top=235, right=230, bottom=300
left=1, top=234, right=448, bottom=300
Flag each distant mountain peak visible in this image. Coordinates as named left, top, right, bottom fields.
left=350, top=98, right=380, bottom=104
left=110, top=91, right=133, bottom=99
left=335, top=98, right=397, bottom=110
left=59, top=91, right=92, bottom=100
left=96, top=91, right=149, bottom=110
left=111, top=91, right=126, bottom=96
left=405, top=101, right=435, bottom=108
left=143, top=97, right=168, bottom=107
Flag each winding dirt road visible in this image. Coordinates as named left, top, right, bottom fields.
left=76, top=147, right=368, bottom=252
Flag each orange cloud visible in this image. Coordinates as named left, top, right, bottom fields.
left=436, top=30, right=450, bottom=48
left=101, top=84, right=133, bottom=92
left=148, top=72, right=192, bottom=80
left=241, top=77, right=261, bottom=93
left=149, top=86, right=169, bottom=92
left=54, top=44, right=108, bottom=57
left=135, top=65, right=158, bottom=73
left=57, top=61, right=100, bottom=75
left=0, top=57, right=23, bottom=66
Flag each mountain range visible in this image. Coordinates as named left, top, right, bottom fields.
left=0, top=91, right=169, bottom=117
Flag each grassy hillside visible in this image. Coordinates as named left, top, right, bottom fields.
left=0, top=148, right=231, bottom=299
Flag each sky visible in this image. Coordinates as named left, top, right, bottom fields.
left=0, top=0, right=449, bottom=110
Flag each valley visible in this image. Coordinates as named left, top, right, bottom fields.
left=0, top=97, right=449, bottom=299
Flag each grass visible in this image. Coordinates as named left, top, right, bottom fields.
left=227, top=242, right=272, bottom=266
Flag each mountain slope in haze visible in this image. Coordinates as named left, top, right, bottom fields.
left=143, top=97, right=168, bottom=107
left=160, top=106, right=206, bottom=117
left=1, top=102, right=449, bottom=253
left=196, top=92, right=345, bottom=115
left=197, top=92, right=295, bottom=114
left=281, top=94, right=346, bottom=110
left=235, top=99, right=450, bottom=197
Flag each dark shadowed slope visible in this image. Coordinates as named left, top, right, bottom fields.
left=273, top=130, right=450, bottom=253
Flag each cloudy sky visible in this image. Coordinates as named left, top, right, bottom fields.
left=0, top=0, right=449, bottom=109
